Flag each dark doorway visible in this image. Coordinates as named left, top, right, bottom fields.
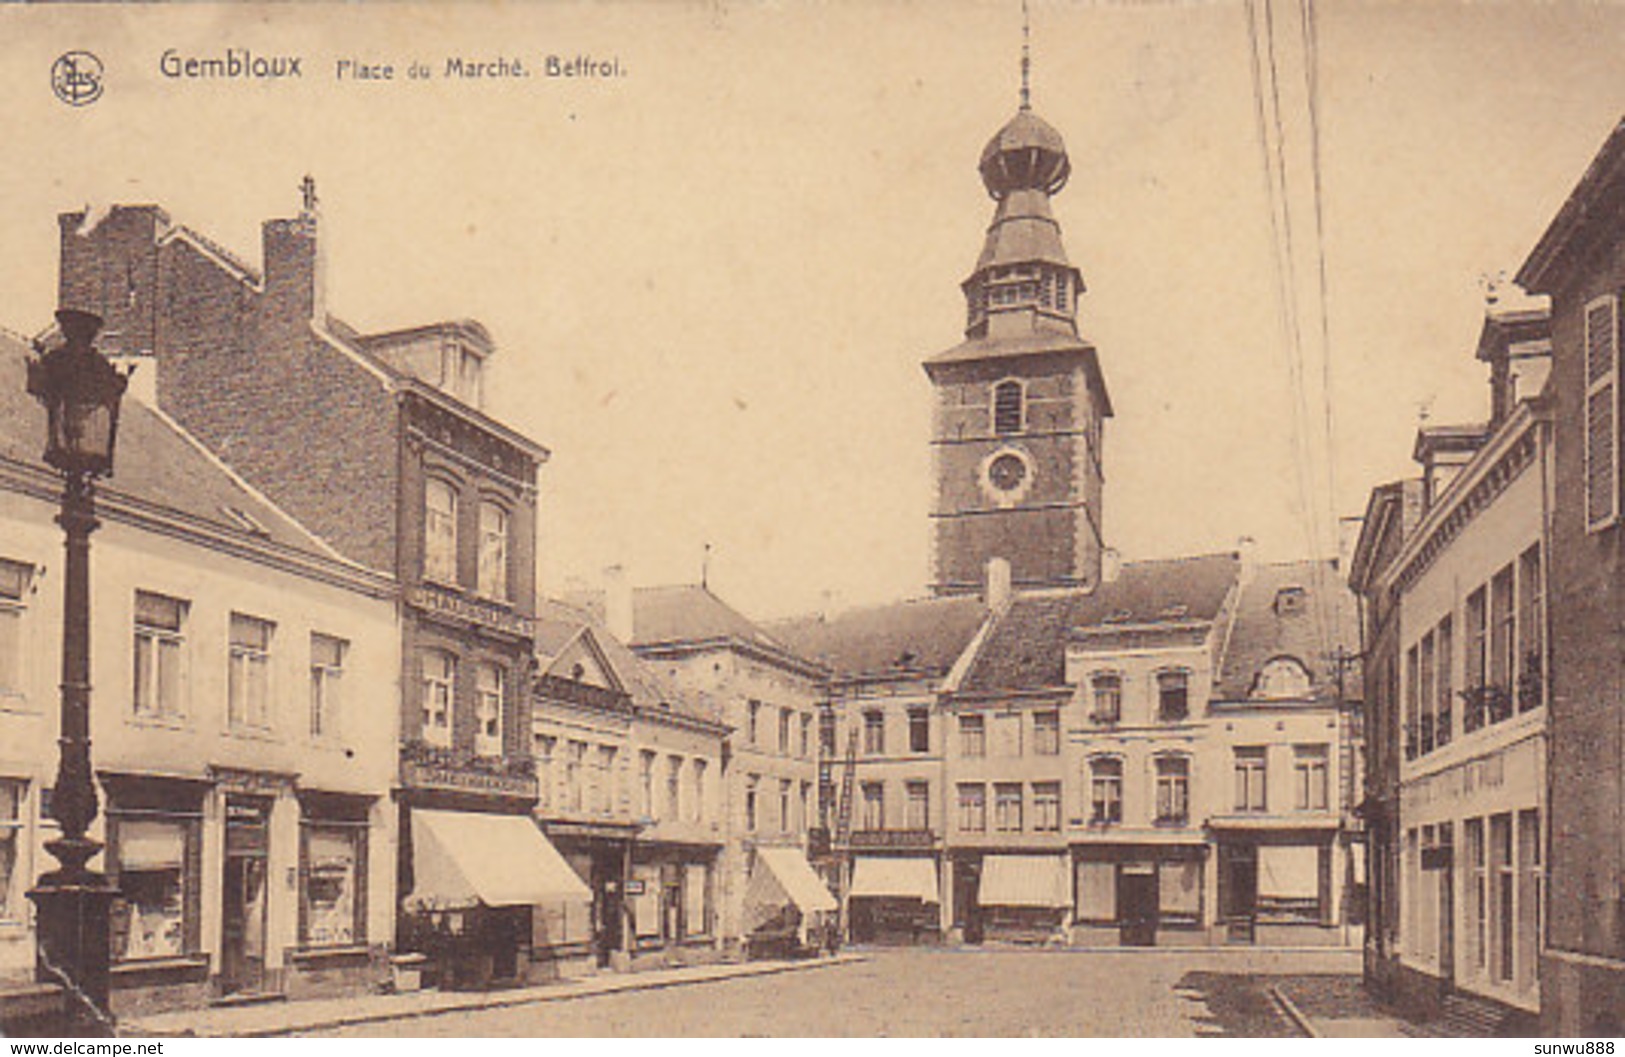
left=220, top=797, right=270, bottom=995
left=953, top=858, right=982, bottom=944
left=1118, top=863, right=1158, bottom=946
left=1220, top=843, right=1258, bottom=943
left=590, top=850, right=624, bottom=968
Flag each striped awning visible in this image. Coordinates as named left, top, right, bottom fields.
left=978, top=855, right=1070, bottom=908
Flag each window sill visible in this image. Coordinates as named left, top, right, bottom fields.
left=290, top=944, right=371, bottom=965
left=111, top=954, right=209, bottom=977
left=223, top=726, right=281, bottom=744
left=128, top=714, right=190, bottom=732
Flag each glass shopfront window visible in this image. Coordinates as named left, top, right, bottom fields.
left=111, top=817, right=195, bottom=961
left=301, top=823, right=365, bottom=948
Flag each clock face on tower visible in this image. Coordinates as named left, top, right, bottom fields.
left=979, top=446, right=1035, bottom=507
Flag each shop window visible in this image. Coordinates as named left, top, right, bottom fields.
left=474, top=662, right=504, bottom=757
left=993, top=783, right=1023, bottom=833
left=300, top=823, right=365, bottom=948
left=1090, top=672, right=1121, bottom=722
left=1234, top=747, right=1267, bottom=813
left=1033, top=710, right=1060, bottom=756
left=133, top=590, right=188, bottom=721
left=957, top=783, right=986, bottom=833
left=0, top=559, right=33, bottom=699
left=424, top=479, right=458, bottom=585
left=110, top=816, right=196, bottom=961
left=959, top=713, right=985, bottom=757
left=0, top=781, right=23, bottom=922
left=477, top=501, right=509, bottom=601
left=1153, top=756, right=1189, bottom=825
left=684, top=862, right=710, bottom=938
left=1159, top=860, right=1202, bottom=923
left=1156, top=670, right=1189, bottom=721
left=1089, top=757, right=1122, bottom=824
left=863, top=709, right=885, bottom=754
left=309, top=633, right=347, bottom=739
left=905, top=780, right=929, bottom=831
left=1032, top=782, right=1061, bottom=832
left=1257, top=844, right=1321, bottom=924
left=419, top=649, right=455, bottom=747
left=861, top=782, right=884, bottom=831
left=908, top=707, right=930, bottom=754
left=1294, top=745, right=1329, bottom=811
left=1076, top=861, right=1115, bottom=922
left=228, top=613, right=275, bottom=731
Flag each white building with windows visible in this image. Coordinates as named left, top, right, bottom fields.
left=0, top=330, right=399, bottom=1017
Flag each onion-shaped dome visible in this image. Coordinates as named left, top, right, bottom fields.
left=978, top=109, right=1071, bottom=199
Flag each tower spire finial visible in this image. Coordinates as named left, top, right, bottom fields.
left=1020, top=0, right=1031, bottom=110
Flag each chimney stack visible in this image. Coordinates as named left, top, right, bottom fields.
left=604, top=564, right=634, bottom=643
left=984, top=557, right=1013, bottom=612
left=262, top=176, right=325, bottom=323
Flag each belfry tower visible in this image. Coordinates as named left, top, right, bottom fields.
left=923, top=27, right=1112, bottom=597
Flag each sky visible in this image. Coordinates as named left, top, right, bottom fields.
left=0, top=1, right=1621, bottom=621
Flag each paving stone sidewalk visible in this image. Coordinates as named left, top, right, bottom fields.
left=1271, top=975, right=1417, bottom=1037
left=121, top=954, right=868, bottom=1038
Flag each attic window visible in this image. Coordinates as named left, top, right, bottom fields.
left=570, top=663, right=585, bottom=682
left=220, top=505, right=270, bottom=537
left=1254, top=657, right=1312, bottom=700
left=1274, top=586, right=1308, bottom=616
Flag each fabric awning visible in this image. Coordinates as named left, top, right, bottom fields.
left=741, top=847, right=837, bottom=933
left=1259, top=844, right=1320, bottom=900
left=850, top=856, right=938, bottom=902
left=978, top=855, right=1070, bottom=908
left=404, top=809, right=590, bottom=912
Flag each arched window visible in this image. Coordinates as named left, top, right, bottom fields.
left=1254, top=656, right=1312, bottom=699
left=424, top=479, right=458, bottom=585
left=1154, top=755, right=1190, bottom=825
left=1088, top=756, right=1123, bottom=824
left=992, top=380, right=1024, bottom=435
left=477, top=500, right=509, bottom=601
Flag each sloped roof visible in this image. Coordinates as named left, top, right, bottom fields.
left=1212, top=559, right=1362, bottom=704
left=533, top=596, right=720, bottom=724
left=958, top=553, right=1241, bottom=694
left=0, top=332, right=333, bottom=558
left=767, top=594, right=989, bottom=680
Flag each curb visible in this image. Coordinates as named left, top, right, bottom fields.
left=1268, top=984, right=1320, bottom=1038
left=129, top=954, right=869, bottom=1038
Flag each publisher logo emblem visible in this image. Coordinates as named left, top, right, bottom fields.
left=52, top=51, right=104, bottom=106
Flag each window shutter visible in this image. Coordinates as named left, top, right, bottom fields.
left=1584, top=294, right=1619, bottom=531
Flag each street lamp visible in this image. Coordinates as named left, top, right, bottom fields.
left=25, top=309, right=128, bottom=1037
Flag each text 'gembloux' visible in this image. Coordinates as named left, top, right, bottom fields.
left=159, top=48, right=304, bottom=79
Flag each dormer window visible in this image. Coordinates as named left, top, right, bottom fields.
left=1253, top=657, right=1312, bottom=700
left=1274, top=586, right=1307, bottom=617
left=992, top=380, right=1024, bottom=435
left=440, top=342, right=485, bottom=409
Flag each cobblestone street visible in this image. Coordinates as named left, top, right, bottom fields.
left=306, top=948, right=1370, bottom=1037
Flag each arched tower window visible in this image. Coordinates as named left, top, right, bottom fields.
left=993, top=380, right=1024, bottom=435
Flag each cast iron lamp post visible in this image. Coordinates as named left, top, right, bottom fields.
left=26, top=309, right=128, bottom=1036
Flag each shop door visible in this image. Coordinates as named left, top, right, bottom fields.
left=954, top=859, right=983, bottom=945
left=590, top=852, right=623, bottom=968
left=1221, top=844, right=1258, bottom=943
left=220, top=798, right=270, bottom=994
left=1118, top=864, right=1158, bottom=947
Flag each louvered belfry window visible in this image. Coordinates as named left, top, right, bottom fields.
left=1585, top=294, right=1619, bottom=531
left=992, top=380, right=1023, bottom=435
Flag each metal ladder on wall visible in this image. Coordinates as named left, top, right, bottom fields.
left=833, top=725, right=859, bottom=849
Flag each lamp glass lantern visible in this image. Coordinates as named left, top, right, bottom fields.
left=26, top=310, right=128, bottom=478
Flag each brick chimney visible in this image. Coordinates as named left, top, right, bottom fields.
left=261, top=176, right=325, bottom=323
left=57, top=205, right=165, bottom=356
left=604, top=564, right=634, bottom=644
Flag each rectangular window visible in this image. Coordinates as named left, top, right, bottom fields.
left=1405, top=644, right=1422, bottom=756
left=1419, top=631, right=1436, bottom=753
left=1466, top=816, right=1486, bottom=972
left=666, top=756, right=683, bottom=821
left=908, top=707, right=930, bottom=753
left=860, top=782, right=884, bottom=831
left=744, top=774, right=759, bottom=832
left=566, top=741, right=586, bottom=812
left=1436, top=616, right=1454, bottom=746
left=1492, top=812, right=1513, bottom=982
left=1154, top=757, right=1190, bottom=825
left=1584, top=294, right=1619, bottom=531
left=905, top=780, right=929, bottom=830
left=111, top=816, right=195, bottom=962
left=800, top=713, right=812, bottom=758
left=1160, top=860, right=1202, bottom=921
left=133, top=590, right=187, bottom=720
left=1090, top=758, right=1123, bottom=824
left=419, top=650, right=455, bottom=747
left=1293, top=745, right=1329, bottom=811
left=957, top=783, right=986, bottom=833
left=0, top=559, right=33, bottom=698
left=300, top=823, right=365, bottom=948
left=691, top=758, right=707, bottom=823
left=1091, top=672, right=1122, bottom=722
left=1234, top=747, right=1267, bottom=812
left=1517, top=545, right=1544, bottom=711
left=0, top=781, right=23, bottom=922
left=309, top=634, right=346, bottom=739
left=993, top=380, right=1023, bottom=435
left=477, top=502, right=509, bottom=601
left=819, top=709, right=836, bottom=756
left=639, top=750, right=656, bottom=818
left=959, top=713, right=985, bottom=757
left=1490, top=565, right=1515, bottom=720
left=1033, top=710, right=1060, bottom=756
left=778, top=778, right=792, bottom=833
left=747, top=700, right=761, bottom=744
left=993, top=783, right=1023, bottom=833
left=1032, top=782, right=1061, bottom=832
left=1465, top=588, right=1488, bottom=732
left=1517, top=809, right=1541, bottom=993
left=599, top=745, right=618, bottom=814
left=1157, top=670, right=1189, bottom=721
left=534, top=734, right=555, bottom=809
left=424, top=479, right=459, bottom=585
left=778, top=708, right=792, bottom=755
left=228, top=613, right=275, bottom=730
left=474, top=663, right=503, bottom=757
left=1076, top=861, right=1115, bottom=921
left=863, top=710, right=885, bottom=755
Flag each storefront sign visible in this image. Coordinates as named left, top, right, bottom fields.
left=623, top=879, right=646, bottom=896
left=850, top=829, right=935, bottom=851
left=408, top=583, right=535, bottom=638
left=401, top=759, right=537, bottom=798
